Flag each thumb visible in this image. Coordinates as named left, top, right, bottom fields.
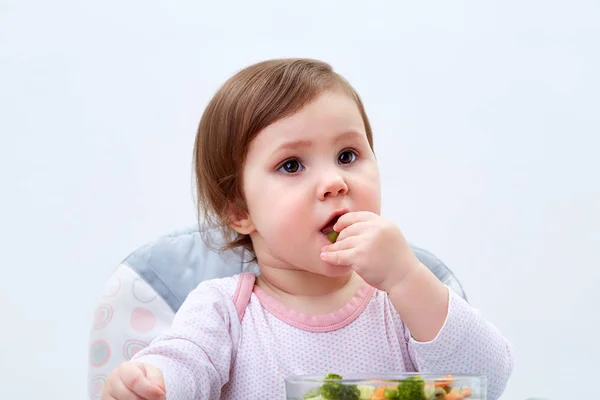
left=128, top=362, right=166, bottom=399
left=140, top=363, right=166, bottom=393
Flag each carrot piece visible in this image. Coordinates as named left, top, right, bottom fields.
left=434, top=374, right=454, bottom=388
left=444, top=386, right=472, bottom=400
left=444, top=389, right=463, bottom=400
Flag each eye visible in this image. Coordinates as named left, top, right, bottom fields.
left=338, top=150, right=357, bottom=165
left=278, top=159, right=304, bottom=174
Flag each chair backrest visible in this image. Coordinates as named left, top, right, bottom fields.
left=122, top=225, right=467, bottom=311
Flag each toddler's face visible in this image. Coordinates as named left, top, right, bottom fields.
left=240, top=90, right=381, bottom=276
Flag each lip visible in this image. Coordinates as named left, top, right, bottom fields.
left=320, top=208, right=350, bottom=232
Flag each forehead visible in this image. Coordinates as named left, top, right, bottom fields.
left=249, top=90, right=366, bottom=152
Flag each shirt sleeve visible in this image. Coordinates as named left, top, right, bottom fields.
left=132, top=279, right=240, bottom=400
left=405, top=288, right=514, bottom=400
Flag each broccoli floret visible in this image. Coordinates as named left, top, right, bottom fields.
left=318, top=373, right=360, bottom=400
left=320, top=382, right=360, bottom=400
left=395, top=376, right=425, bottom=400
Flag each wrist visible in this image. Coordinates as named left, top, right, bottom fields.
left=384, top=258, right=424, bottom=295
left=385, top=264, right=449, bottom=342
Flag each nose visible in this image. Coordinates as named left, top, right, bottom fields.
left=318, top=173, right=348, bottom=200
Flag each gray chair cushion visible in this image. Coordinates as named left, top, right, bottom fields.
left=123, top=225, right=467, bottom=311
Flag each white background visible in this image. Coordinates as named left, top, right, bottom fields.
left=1, top=0, right=598, bottom=399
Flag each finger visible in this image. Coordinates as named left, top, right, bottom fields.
left=335, top=221, right=374, bottom=242
left=320, top=248, right=356, bottom=266
left=321, top=222, right=370, bottom=253
left=334, top=211, right=377, bottom=232
left=139, top=363, right=165, bottom=392
left=102, top=382, right=120, bottom=400
left=322, top=235, right=358, bottom=252
left=133, top=381, right=165, bottom=400
left=108, top=375, right=144, bottom=400
left=103, top=369, right=138, bottom=400
left=121, top=363, right=165, bottom=399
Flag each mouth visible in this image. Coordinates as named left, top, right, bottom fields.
left=320, top=210, right=348, bottom=235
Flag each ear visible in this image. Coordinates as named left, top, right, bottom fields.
left=227, top=205, right=255, bottom=235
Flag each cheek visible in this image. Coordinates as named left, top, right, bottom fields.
left=355, top=165, right=382, bottom=211
left=245, top=180, right=309, bottom=232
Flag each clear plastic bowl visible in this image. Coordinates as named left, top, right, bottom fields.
left=285, top=372, right=487, bottom=400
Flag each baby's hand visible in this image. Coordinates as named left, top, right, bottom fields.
left=102, top=361, right=166, bottom=400
left=320, top=211, right=420, bottom=293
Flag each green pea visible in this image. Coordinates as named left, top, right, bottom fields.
left=326, top=231, right=339, bottom=243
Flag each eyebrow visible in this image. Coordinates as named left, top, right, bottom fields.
left=333, top=130, right=363, bottom=143
left=273, top=131, right=363, bottom=154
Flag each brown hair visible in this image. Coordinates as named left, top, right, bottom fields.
left=193, top=58, right=374, bottom=258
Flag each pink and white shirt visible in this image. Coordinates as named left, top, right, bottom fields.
left=132, top=273, right=513, bottom=399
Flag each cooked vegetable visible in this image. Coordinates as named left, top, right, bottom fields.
left=303, top=373, right=472, bottom=400
left=433, top=375, right=453, bottom=388
left=443, top=387, right=472, bottom=400
left=318, top=373, right=360, bottom=400
left=369, top=385, right=394, bottom=399
left=394, top=376, right=425, bottom=400
left=357, top=385, right=376, bottom=399
left=426, top=387, right=447, bottom=399
left=327, top=230, right=339, bottom=243
left=321, top=383, right=360, bottom=400
left=383, top=387, right=399, bottom=398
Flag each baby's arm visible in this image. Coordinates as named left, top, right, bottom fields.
left=105, top=279, right=240, bottom=400
left=403, top=289, right=514, bottom=400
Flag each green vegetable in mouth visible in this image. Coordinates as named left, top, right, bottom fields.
left=326, top=231, right=339, bottom=243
